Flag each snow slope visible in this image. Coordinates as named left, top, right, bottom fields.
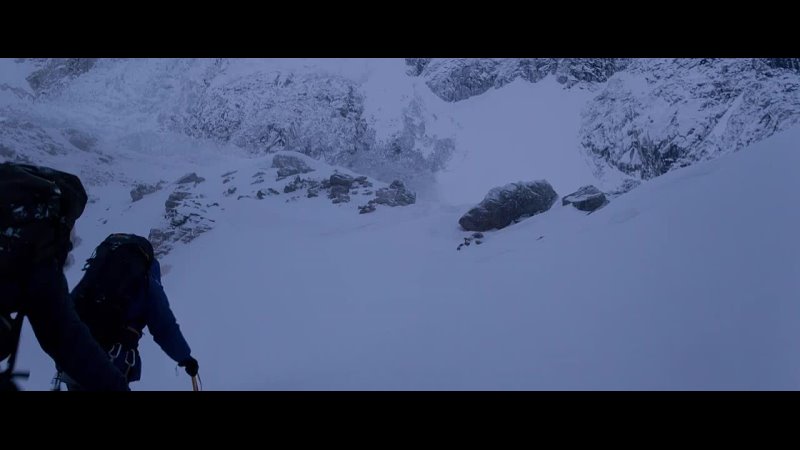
left=13, top=124, right=799, bottom=391
left=433, top=77, right=602, bottom=205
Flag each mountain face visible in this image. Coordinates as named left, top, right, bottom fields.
left=407, top=58, right=625, bottom=102
left=26, top=58, right=98, bottom=96
left=2, top=57, right=799, bottom=257
left=765, top=58, right=800, bottom=72
left=3, top=58, right=453, bottom=194
left=7, top=58, right=799, bottom=188
left=167, top=68, right=373, bottom=161
left=408, top=57, right=800, bottom=180
left=167, top=68, right=454, bottom=188
left=580, top=58, right=800, bottom=179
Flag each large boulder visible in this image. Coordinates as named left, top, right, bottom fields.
left=458, top=180, right=557, bottom=231
left=329, top=173, right=355, bottom=188
left=562, top=185, right=608, bottom=212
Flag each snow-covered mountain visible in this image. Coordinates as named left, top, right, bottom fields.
left=410, top=57, right=800, bottom=182
left=2, top=58, right=799, bottom=390
left=408, top=58, right=624, bottom=101
left=6, top=58, right=799, bottom=204
left=581, top=58, right=800, bottom=179
left=2, top=58, right=454, bottom=191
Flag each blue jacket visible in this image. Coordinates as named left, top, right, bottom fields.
left=71, top=258, right=192, bottom=383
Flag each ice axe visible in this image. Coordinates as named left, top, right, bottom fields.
left=191, top=374, right=202, bottom=391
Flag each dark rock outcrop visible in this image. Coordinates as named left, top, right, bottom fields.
left=329, top=173, right=355, bottom=188
left=765, top=58, right=800, bottom=73
left=357, top=180, right=416, bottom=213
left=149, top=188, right=218, bottom=257
left=372, top=180, right=416, bottom=207
left=26, top=58, right=97, bottom=96
left=562, top=185, right=608, bottom=212
left=458, top=180, right=557, bottom=231
left=328, top=184, right=350, bottom=204
left=272, top=154, right=314, bottom=180
left=176, top=173, right=205, bottom=185
left=581, top=58, right=800, bottom=180
left=284, top=176, right=319, bottom=194
left=130, top=181, right=166, bottom=202
left=414, top=58, right=622, bottom=102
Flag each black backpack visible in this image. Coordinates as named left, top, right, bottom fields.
left=0, top=162, right=87, bottom=385
left=0, top=162, right=87, bottom=274
left=73, top=233, right=155, bottom=349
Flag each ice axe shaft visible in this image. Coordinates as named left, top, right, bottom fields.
left=191, top=375, right=200, bottom=391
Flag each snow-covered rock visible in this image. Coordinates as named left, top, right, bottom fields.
left=272, top=153, right=314, bottom=180
left=130, top=181, right=165, bottom=202
left=562, top=185, right=608, bottom=212
left=458, top=180, right=557, bottom=231
left=408, top=58, right=623, bottom=102
left=149, top=184, right=218, bottom=257
left=580, top=58, right=800, bottom=180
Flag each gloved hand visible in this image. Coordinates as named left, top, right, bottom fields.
left=178, top=356, right=199, bottom=377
